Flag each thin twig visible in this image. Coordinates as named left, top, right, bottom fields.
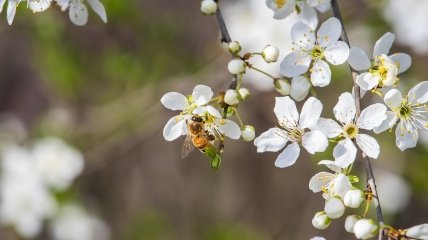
left=330, top=1, right=385, bottom=239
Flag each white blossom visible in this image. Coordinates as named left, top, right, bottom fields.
left=254, top=96, right=328, bottom=168
left=309, top=160, right=351, bottom=199
left=280, top=17, right=349, bottom=87
left=345, top=215, right=361, bottom=233
left=262, top=45, right=280, bottom=63
left=228, top=41, right=242, bottom=55
left=290, top=75, right=311, bottom=101
left=405, top=224, right=428, bottom=240
left=316, top=92, right=387, bottom=167
left=312, top=211, right=331, bottom=230
left=228, top=58, right=246, bottom=74
left=55, top=0, right=107, bottom=26
left=224, top=89, right=240, bottom=106
left=238, top=88, right=250, bottom=100
left=200, top=0, right=217, bottom=15
left=324, top=197, right=345, bottom=219
left=353, top=218, right=379, bottom=239
left=343, top=189, right=365, bottom=208
left=274, top=78, right=291, bottom=96
left=348, top=32, right=411, bottom=91
left=374, top=81, right=428, bottom=151
left=241, top=125, right=256, bottom=142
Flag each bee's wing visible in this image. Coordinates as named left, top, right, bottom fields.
left=181, top=135, right=195, bottom=158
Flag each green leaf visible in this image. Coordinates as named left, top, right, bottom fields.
left=348, top=175, right=360, bottom=183
left=204, top=147, right=222, bottom=171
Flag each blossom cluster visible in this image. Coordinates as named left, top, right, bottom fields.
left=1, top=0, right=107, bottom=26
left=160, top=0, right=428, bottom=239
left=0, top=134, right=109, bottom=239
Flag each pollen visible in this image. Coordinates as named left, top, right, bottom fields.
left=275, top=0, right=287, bottom=8
left=343, top=124, right=359, bottom=139
left=311, top=46, right=324, bottom=59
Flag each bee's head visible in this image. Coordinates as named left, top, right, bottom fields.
left=191, top=116, right=204, bottom=123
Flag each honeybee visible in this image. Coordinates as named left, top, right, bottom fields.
left=181, top=116, right=216, bottom=158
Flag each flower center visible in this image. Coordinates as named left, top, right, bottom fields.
left=311, top=46, right=324, bottom=59
left=278, top=118, right=304, bottom=143
left=275, top=0, right=287, bottom=8
left=343, top=124, right=359, bottom=139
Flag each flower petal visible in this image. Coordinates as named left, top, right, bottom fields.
left=357, top=103, right=387, bottom=130
left=163, top=116, right=187, bottom=141
left=390, top=53, right=411, bottom=74
left=266, top=0, right=295, bottom=19
left=69, top=0, right=88, bottom=26
left=324, top=41, right=349, bottom=65
left=395, top=122, right=418, bottom=151
left=333, top=138, right=357, bottom=168
left=373, top=32, right=395, bottom=57
left=254, top=128, right=288, bottom=152
left=333, top=92, right=356, bottom=125
left=280, top=51, right=311, bottom=77
left=384, top=89, right=403, bottom=108
left=310, top=59, right=331, bottom=87
left=356, top=134, right=380, bottom=158
left=192, top=85, right=213, bottom=106
left=160, top=92, right=189, bottom=111
left=318, top=160, right=342, bottom=172
left=206, top=105, right=222, bottom=118
left=348, top=47, right=371, bottom=71
left=406, top=224, right=428, bottom=239
left=290, top=76, right=311, bottom=102
left=29, top=0, right=51, bottom=12
left=309, top=172, right=334, bottom=193
left=217, top=119, right=241, bottom=140
left=298, top=2, right=318, bottom=30
left=7, top=0, right=17, bottom=25
left=275, top=142, right=300, bottom=168
left=408, top=81, right=428, bottom=104
left=317, top=17, right=342, bottom=48
left=274, top=96, right=299, bottom=124
left=373, top=111, right=398, bottom=134
left=356, top=72, right=379, bottom=91
left=300, top=97, right=323, bottom=128
left=87, top=0, right=107, bottom=22
left=0, top=0, right=6, bottom=13
left=291, top=21, right=316, bottom=51
left=302, top=130, right=328, bottom=154
left=316, top=117, right=342, bottom=138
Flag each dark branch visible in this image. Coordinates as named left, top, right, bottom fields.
left=330, top=1, right=385, bottom=239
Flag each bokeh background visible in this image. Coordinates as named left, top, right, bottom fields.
left=0, top=0, right=427, bottom=239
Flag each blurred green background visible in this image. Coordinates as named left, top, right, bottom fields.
left=0, top=0, right=427, bottom=239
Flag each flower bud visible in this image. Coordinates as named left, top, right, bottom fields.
left=310, top=237, right=326, bottom=240
left=228, top=59, right=246, bottom=74
left=224, top=89, right=240, bottom=105
left=241, top=125, right=255, bottom=142
left=200, top=0, right=217, bottom=15
left=353, top=219, right=379, bottom=239
left=324, top=197, right=345, bottom=219
left=345, top=215, right=361, bottom=233
left=262, top=45, right=279, bottom=63
left=228, top=41, right=242, bottom=55
left=311, top=211, right=331, bottom=230
left=405, top=224, right=428, bottom=239
left=344, top=189, right=365, bottom=208
left=274, top=79, right=291, bottom=96
left=238, top=88, right=250, bottom=101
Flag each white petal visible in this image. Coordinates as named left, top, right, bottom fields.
left=317, top=17, right=342, bottom=48
left=357, top=103, right=387, bottom=130
left=333, top=173, right=352, bottom=197
left=206, top=105, right=222, bottom=118
left=309, top=172, right=334, bottom=193
left=333, top=138, right=357, bottom=168
left=316, top=117, right=342, bottom=138
left=192, top=85, right=213, bottom=106
left=408, top=81, right=428, bottom=104
left=384, top=88, right=403, bottom=108
left=299, top=97, right=323, bottom=129
left=163, top=116, right=187, bottom=141
left=266, top=0, right=295, bottom=19
left=217, top=119, right=241, bottom=140
left=324, top=41, right=349, bottom=65
left=298, top=3, right=318, bottom=30
left=254, top=128, right=287, bottom=152
left=275, top=142, right=300, bottom=168
left=291, top=21, right=316, bottom=51
left=373, top=111, right=398, bottom=134
left=356, top=72, right=379, bottom=91
left=333, top=92, right=356, bottom=125
left=69, top=0, right=88, bottom=26
left=310, top=59, right=331, bottom=87
left=348, top=47, right=371, bottom=71
left=0, top=0, right=6, bottom=13
left=29, top=0, right=52, bottom=12
left=314, top=1, right=331, bottom=12
left=395, top=122, right=418, bottom=151
left=406, top=224, right=428, bottom=239
left=318, top=160, right=342, bottom=172
left=160, top=92, right=189, bottom=111
left=280, top=51, right=311, bottom=77
left=302, top=130, right=328, bottom=154
left=274, top=96, right=299, bottom=124
left=373, top=32, right=395, bottom=57
left=290, top=76, right=311, bottom=102
left=7, top=0, right=17, bottom=25
left=390, top=53, right=411, bottom=74
left=356, top=134, right=380, bottom=158
left=87, top=0, right=107, bottom=23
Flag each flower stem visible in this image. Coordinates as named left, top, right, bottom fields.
left=248, top=65, right=279, bottom=80
left=330, top=1, right=386, bottom=239
left=234, top=108, right=244, bottom=127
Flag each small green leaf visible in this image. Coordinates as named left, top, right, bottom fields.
left=204, top=146, right=222, bottom=171
left=348, top=175, right=359, bottom=183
